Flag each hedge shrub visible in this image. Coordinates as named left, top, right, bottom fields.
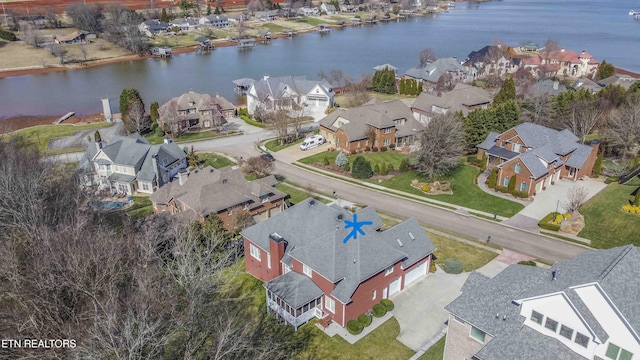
left=0, top=28, right=17, bottom=41
left=347, top=319, right=364, bottom=335
left=372, top=303, right=386, bottom=317
left=381, top=146, right=388, bottom=152
left=507, top=175, right=516, bottom=193
left=358, top=314, right=372, bottom=327
left=374, top=163, right=380, bottom=174
left=518, top=260, right=537, bottom=266
left=593, top=151, right=603, bottom=176
left=443, top=258, right=464, bottom=274
left=538, top=212, right=560, bottom=231
left=495, top=185, right=508, bottom=193
left=399, top=158, right=409, bottom=172
left=605, top=176, right=618, bottom=184
left=335, top=152, right=348, bottom=167
left=380, top=299, right=394, bottom=311
left=512, top=190, right=529, bottom=198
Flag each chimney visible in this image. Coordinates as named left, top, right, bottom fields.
left=178, top=168, right=189, bottom=186
left=269, top=233, right=287, bottom=277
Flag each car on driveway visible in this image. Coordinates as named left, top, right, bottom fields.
left=260, top=153, right=275, bottom=162
left=300, top=135, right=325, bottom=151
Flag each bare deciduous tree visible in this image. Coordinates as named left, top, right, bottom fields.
left=344, top=74, right=372, bottom=107
left=126, top=99, right=150, bottom=134
left=561, top=99, right=604, bottom=144
left=565, top=185, right=589, bottom=214
left=48, top=43, right=68, bottom=64
left=247, top=0, right=264, bottom=14
left=418, top=48, right=436, bottom=67
left=414, top=113, right=465, bottom=180
left=19, top=22, right=43, bottom=47
left=265, top=110, right=292, bottom=146
left=243, top=156, right=275, bottom=178
left=607, top=94, right=640, bottom=158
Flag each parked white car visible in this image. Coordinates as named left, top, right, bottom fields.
left=300, top=135, right=325, bottom=151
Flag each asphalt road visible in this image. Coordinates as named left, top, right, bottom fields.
left=58, top=129, right=589, bottom=263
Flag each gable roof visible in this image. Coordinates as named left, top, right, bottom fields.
left=446, top=246, right=640, bottom=360
left=264, top=271, right=324, bottom=309
left=405, top=57, right=467, bottom=83
left=411, top=83, right=492, bottom=116
left=250, top=75, right=332, bottom=102
left=319, top=100, right=424, bottom=142
left=242, top=198, right=435, bottom=304
left=150, top=166, right=286, bottom=216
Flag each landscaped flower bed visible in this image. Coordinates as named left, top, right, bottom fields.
left=410, top=179, right=452, bottom=195
left=621, top=205, right=640, bottom=214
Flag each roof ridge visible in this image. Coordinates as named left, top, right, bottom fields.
left=598, top=245, right=633, bottom=280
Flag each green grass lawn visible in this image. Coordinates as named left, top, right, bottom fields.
left=378, top=166, right=524, bottom=218
left=579, top=183, right=640, bottom=248
left=296, top=317, right=414, bottom=360
left=299, top=150, right=339, bottom=165
left=417, top=336, right=446, bottom=360
left=334, top=92, right=414, bottom=107
left=276, top=182, right=331, bottom=205
left=197, top=152, right=235, bottom=169
left=290, top=17, right=326, bottom=26
left=299, top=150, right=407, bottom=169
left=145, top=130, right=228, bottom=145
left=127, top=196, right=153, bottom=221
left=429, top=232, right=498, bottom=271
left=265, top=138, right=304, bottom=152
left=7, top=123, right=114, bottom=153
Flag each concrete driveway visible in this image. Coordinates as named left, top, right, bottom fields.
left=517, top=178, right=607, bottom=219
left=391, top=269, right=469, bottom=351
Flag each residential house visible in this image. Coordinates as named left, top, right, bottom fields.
left=198, top=14, right=230, bottom=28
left=520, top=49, right=599, bottom=79
left=477, top=123, right=600, bottom=197
left=255, top=10, right=279, bottom=21
left=54, top=31, right=87, bottom=44
left=411, top=83, right=492, bottom=126
left=318, top=99, right=426, bottom=153
left=597, top=74, right=638, bottom=90
left=373, top=63, right=398, bottom=73
left=298, top=6, right=319, bottom=16
left=158, top=91, right=234, bottom=132
left=340, top=5, right=358, bottom=13
left=571, top=77, right=602, bottom=94
left=77, top=134, right=187, bottom=195
left=444, top=245, right=640, bottom=360
left=521, top=79, right=567, bottom=99
left=464, top=45, right=520, bottom=80
left=169, top=18, right=199, bottom=32
left=404, top=57, right=469, bottom=91
left=320, top=3, right=338, bottom=14
left=138, top=19, right=168, bottom=37
left=242, top=198, right=435, bottom=329
left=246, top=75, right=334, bottom=116
left=150, top=166, right=287, bottom=231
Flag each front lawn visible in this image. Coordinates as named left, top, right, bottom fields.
left=276, top=182, right=331, bottom=205
left=145, top=130, right=228, bottom=145
left=379, top=166, right=524, bottom=218
left=265, top=137, right=304, bottom=152
left=417, top=336, right=446, bottom=360
left=197, top=152, right=235, bottom=169
left=299, top=150, right=407, bottom=170
left=429, top=232, right=498, bottom=271
left=7, top=122, right=114, bottom=153
left=579, top=182, right=640, bottom=248
left=296, top=317, right=414, bottom=360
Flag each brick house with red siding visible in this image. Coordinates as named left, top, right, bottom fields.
left=242, top=198, right=435, bottom=329
left=319, top=99, right=425, bottom=154
left=150, top=165, right=287, bottom=231
left=477, top=123, right=599, bottom=197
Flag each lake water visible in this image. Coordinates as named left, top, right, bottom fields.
left=1, top=0, right=638, bottom=117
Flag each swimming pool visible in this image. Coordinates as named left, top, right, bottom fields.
left=91, top=200, right=128, bottom=210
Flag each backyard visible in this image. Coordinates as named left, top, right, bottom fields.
left=6, top=122, right=114, bottom=154
left=197, top=152, right=236, bottom=169
left=299, top=151, right=524, bottom=218
left=579, top=180, right=640, bottom=248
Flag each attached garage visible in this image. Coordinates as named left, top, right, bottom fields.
left=389, top=277, right=401, bottom=296
left=404, top=262, right=428, bottom=287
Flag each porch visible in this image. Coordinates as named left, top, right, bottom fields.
left=108, top=173, right=136, bottom=196
left=264, top=271, right=325, bottom=330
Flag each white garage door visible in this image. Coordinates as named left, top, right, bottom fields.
left=389, top=278, right=401, bottom=296
left=404, top=262, right=427, bottom=286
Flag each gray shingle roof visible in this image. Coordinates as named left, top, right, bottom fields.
left=411, top=83, right=492, bottom=116
left=485, top=145, right=518, bottom=160
left=318, top=100, right=424, bottom=142
left=519, top=150, right=550, bottom=179
left=150, top=166, right=286, bottom=216
left=404, top=57, right=467, bottom=83
left=264, top=271, right=324, bottom=309
left=511, top=123, right=578, bottom=154
left=251, top=75, right=332, bottom=102
left=446, top=246, right=640, bottom=360
left=564, top=144, right=593, bottom=169
left=242, top=198, right=435, bottom=304
left=477, top=132, right=499, bottom=150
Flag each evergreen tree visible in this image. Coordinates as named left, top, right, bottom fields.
left=418, top=81, right=423, bottom=94
left=335, top=152, right=348, bottom=167
left=508, top=174, right=516, bottom=193
left=493, top=77, right=516, bottom=106
left=399, top=79, right=405, bottom=95
left=352, top=156, right=373, bottom=179
left=150, top=101, right=159, bottom=124
left=214, top=6, right=221, bottom=14
left=597, top=60, right=615, bottom=80
left=373, top=163, right=380, bottom=174
left=488, top=169, right=497, bottom=188
left=160, top=8, right=169, bottom=22
left=634, top=190, right=640, bottom=207
left=593, top=151, right=603, bottom=177
left=94, top=130, right=102, bottom=143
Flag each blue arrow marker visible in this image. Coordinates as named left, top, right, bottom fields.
left=343, top=213, right=373, bottom=244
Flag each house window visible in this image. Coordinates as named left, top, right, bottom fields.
left=512, top=143, right=521, bottom=152
left=606, top=343, right=634, bottom=360
left=162, top=158, right=168, bottom=166
left=514, top=163, right=522, bottom=174
left=303, top=264, right=312, bottom=277
left=518, top=182, right=528, bottom=192
left=544, top=317, right=558, bottom=332
left=469, top=326, right=486, bottom=343
left=385, top=265, right=394, bottom=276
left=384, top=127, right=391, bottom=134
left=530, top=310, right=543, bottom=325
left=502, top=177, right=510, bottom=187
left=250, top=244, right=261, bottom=260
left=325, top=296, right=335, bottom=314
left=383, top=138, right=390, bottom=146
left=372, top=290, right=376, bottom=300
left=559, top=325, right=573, bottom=340
left=142, top=183, right=150, bottom=191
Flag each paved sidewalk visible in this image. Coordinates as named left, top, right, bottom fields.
left=319, top=312, right=393, bottom=344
